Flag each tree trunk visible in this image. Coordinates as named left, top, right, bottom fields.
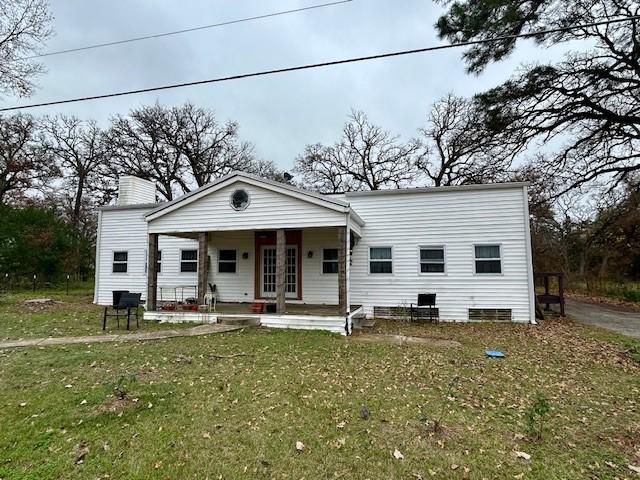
left=147, top=233, right=159, bottom=310
left=197, top=232, right=209, bottom=305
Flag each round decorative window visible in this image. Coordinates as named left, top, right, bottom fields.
left=230, top=189, right=250, bottom=211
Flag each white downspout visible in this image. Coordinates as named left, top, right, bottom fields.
left=346, top=211, right=352, bottom=334
left=522, top=185, right=537, bottom=325
left=93, top=209, right=103, bottom=304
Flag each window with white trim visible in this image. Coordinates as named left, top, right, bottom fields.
left=474, top=245, right=502, bottom=274
left=369, top=247, right=392, bottom=274
left=218, top=249, right=237, bottom=273
left=180, top=249, right=198, bottom=272
left=420, top=246, right=445, bottom=273
left=112, top=251, right=128, bottom=273
left=322, top=248, right=339, bottom=274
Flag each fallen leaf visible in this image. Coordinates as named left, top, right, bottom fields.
left=393, top=448, right=404, bottom=460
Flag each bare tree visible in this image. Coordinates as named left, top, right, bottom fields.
left=107, top=103, right=257, bottom=200
left=416, top=94, right=514, bottom=186
left=42, top=116, right=106, bottom=231
left=0, top=0, right=53, bottom=98
left=0, top=113, right=49, bottom=203
left=437, top=0, right=640, bottom=196
left=294, top=110, right=420, bottom=192
left=244, top=158, right=288, bottom=183
left=107, top=105, right=184, bottom=201
left=294, top=143, right=351, bottom=193
left=163, top=103, right=254, bottom=189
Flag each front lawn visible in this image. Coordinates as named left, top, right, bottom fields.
left=0, top=297, right=638, bottom=479
left=0, top=288, right=190, bottom=340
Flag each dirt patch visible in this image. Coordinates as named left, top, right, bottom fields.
left=351, top=333, right=461, bottom=348
left=93, top=395, right=136, bottom=414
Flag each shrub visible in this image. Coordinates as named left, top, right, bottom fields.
left=524, top=392, right=550, bottom=441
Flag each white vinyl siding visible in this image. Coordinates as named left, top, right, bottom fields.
left=95, top=206, right=198, bottom=305
left=95, top=182, right=532, bottom=324
left=148, top=180, right=347, bottom=234
left=347, top=186, right=532, bottom=323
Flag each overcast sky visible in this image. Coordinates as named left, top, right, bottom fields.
left=6, top=0, right=572, bottom=171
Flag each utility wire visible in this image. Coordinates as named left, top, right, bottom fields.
left=21, top=0, right=353, bottom=60
left=3, top=15, right=638, bottom=113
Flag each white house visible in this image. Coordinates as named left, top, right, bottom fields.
left=94, top=171, right=535, bottom=334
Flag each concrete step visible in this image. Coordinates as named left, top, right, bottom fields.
left=353, top=318, right=376, bottom=330
left=217, top=317, right=260, bottom=327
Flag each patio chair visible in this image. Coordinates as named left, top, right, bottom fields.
left=410, top=293, right=437, bottom=323
left=103, top=292, right=142, bottom=331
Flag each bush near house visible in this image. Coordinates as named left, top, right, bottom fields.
left=0, top=205, right=93, bottom=286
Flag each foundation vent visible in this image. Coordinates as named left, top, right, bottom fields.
left=468, top=308, right=512, bottom=322
left=373, top=306, right=439, bottom=320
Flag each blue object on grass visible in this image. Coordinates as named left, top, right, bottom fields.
left=485, top=350, right=505, bottom=358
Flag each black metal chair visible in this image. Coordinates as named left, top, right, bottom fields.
left=410, top=293, right=437, bottom=323
left=103, top=292, right=142, bottom=330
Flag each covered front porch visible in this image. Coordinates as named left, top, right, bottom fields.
left=142, top=172, right=365, bottom=334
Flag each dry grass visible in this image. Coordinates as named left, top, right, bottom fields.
left=0, top=296, right=639, bottom=479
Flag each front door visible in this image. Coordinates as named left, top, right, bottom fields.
left=261, top=245, right=297, bottom=298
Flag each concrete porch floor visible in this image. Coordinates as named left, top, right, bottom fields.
left=158, top=302, right=361, bottom=316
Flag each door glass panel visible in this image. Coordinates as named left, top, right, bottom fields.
left=262, top=247, right=276, bottom=296
left=286, top=247, right=297, bottom=295
left=261, top=246, right=297, bottom=298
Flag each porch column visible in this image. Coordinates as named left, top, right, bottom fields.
left=197, top=232, right=209, bottom=305
left=147, top=233, right=159, bottom=311
left=275, top=229, right=286, bottom=313
left=338, top=226, right=348, bottom=316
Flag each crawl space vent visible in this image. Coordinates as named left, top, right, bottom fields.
left=373, top=306, right=439, bottom=320
left=468, top=308, right=512, bottom=322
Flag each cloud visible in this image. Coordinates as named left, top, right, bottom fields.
left=9, top=0, right=573, bottom=170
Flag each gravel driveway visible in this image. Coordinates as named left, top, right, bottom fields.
left=566, top=298, right=640, bottom=339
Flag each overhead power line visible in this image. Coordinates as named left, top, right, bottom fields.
left=3, top=15, right=638, bottom=113
left=21, top=0, right=353, bottom=60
